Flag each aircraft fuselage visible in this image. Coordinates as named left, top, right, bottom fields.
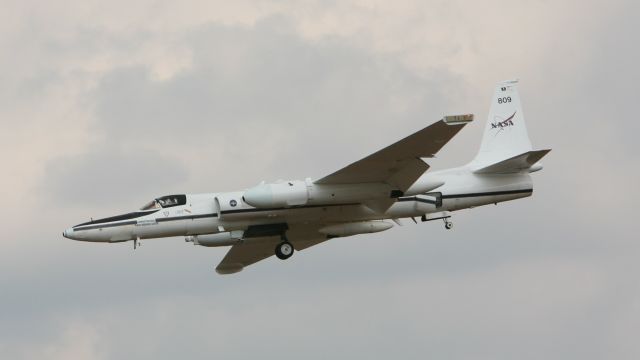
left=63, top=169, right=533, bottom=243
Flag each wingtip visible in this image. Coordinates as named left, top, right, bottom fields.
left=443, top=113, right=474, bottom=125
left=215, top=263, right=244, bottom=275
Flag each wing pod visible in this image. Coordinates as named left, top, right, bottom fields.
left=186, top=231, right=243, bottom=247
left=319, top=220, right=393, bottom=237
left=243, top=180, right=310, bottom=208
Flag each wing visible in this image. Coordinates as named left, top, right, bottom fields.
left=215, top=236, right=281, bottom=274
left=315, top=114, right=473, bottom=191
left=215, top=225, right=327, bottom=275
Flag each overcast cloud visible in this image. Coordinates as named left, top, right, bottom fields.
left=1, top=0, right=639, bottom=359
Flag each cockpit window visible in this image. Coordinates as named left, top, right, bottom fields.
left=140, top=194, right=187, bottom=210
left=157, top=194, right=187, bottom=207
left=140, top=200, right=160, bottom=210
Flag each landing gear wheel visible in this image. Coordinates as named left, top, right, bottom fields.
left=275, top=241, right=294, bottom=260
left=444, top=219, right=453, bottom=230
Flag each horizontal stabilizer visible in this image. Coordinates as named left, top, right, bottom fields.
left=474, top=149, right=551, bottom=174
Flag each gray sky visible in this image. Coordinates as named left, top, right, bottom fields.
left=1, top=0, right=639, bottom=359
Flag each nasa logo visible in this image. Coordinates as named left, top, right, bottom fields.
left=230, top=199, right=237, bottom=207
left=491, top=112, right=516, bottom=130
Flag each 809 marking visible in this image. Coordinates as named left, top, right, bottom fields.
left=498, top=96, right=512, bottom=104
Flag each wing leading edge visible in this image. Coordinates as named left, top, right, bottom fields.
left=314, top=114, right=473, bottom=190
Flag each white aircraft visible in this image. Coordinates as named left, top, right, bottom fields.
left=63, top=80, right=550, bottom=274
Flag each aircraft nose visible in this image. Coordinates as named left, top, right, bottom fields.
left=62, top=227, right=74, bottom=239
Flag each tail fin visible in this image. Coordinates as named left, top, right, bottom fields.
left=472, top=80, right=534, bottom=169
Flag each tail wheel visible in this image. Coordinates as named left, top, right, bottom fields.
left=444, top=221, right=453, bottom=230
left=275, top=241, right=294, bottom=260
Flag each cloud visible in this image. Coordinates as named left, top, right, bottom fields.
left=81, top=18, right=463, bottom=189
left=43, top=146, right=188, bottom=208
left=37, top=322, right=104, bottom=360
left=0, top=253, right=616, bottom=360
left=1, top=1, right=640, bottom=360
left=38, top=16, right=462, bottom=214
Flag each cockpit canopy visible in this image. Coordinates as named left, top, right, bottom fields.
left=140, top=194, right=187, bottom=210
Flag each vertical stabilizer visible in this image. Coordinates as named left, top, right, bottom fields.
left=472, top=80, right=533, bottom=168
